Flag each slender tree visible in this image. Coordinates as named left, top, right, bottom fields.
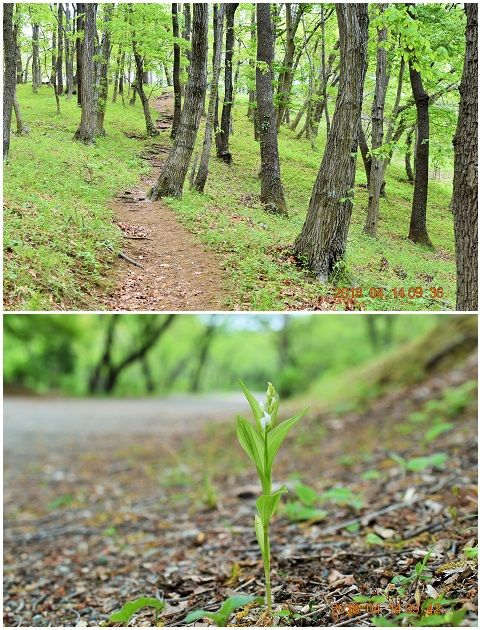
left=294, top=4, right=369, bottom=281
left=453, top=3, right=477, bottom=310
left=215, top=2, right=238, bottom=163
left=3, top=3, right=16, bottom=160
left=57, top=3, right=64, bottom=94
left=171, top=3, right=182, bottom=138
left=193, top=3, right=225, bottom=192
left=76, top=3, right=85, bottom=105
left=364, top=4, right=389, bottom=237
left=74, top=4, right=97, bottom=143
left=150, top=4, right=209, bottom=199
left=130, top=6, right=159, bottom=137
left=32, top=21, right=41, bottom=93
left=64, top=4, right=73, bottom=97
left=96, top=3, right=113, bottom=136
left=256, top=3, right=287, bottom=215
left=276, top=3, right=304, bottom=128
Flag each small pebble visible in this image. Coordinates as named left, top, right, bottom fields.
left=32, top=614, right=43, bottom=626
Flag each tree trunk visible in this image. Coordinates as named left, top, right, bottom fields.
left=453, top=3, right=477, bottom=311
left=215, top=2, right=238, bottom=164
left=74, top=4, right=96, bottom=143
left=32, top=22, right=41, bottom=92
left=182, top=2, right=191, bottom=64
left=3, top=3, right=16, bottom=160
left=76, top=4, right=84, bottom=106
left=50, top=25, right=57, bottom=87
left=132, top=49, right=158, bottom=136
left=150, top=4, right=208, bottom=199
left=96, top=3, right=113, bottom=136
left=405, top=127, right=414, bottom=183
left=57, top=3, right=64, bottom=94
left=294, top=4, right=369, bottom=281
left=163, top=62, right=173, bottom=86
left=118, top=51, right=125, bottom=95
left=193, top=4, right=225, bottom=192
left=64, top=4, right=73, bottom=97
left=256, top=3, right=288, bottom=215
left=13, top=89, right=29, bottom=135
left=364, top=4, right=388, bottom=237
left=112, top=49, right=121, bottom=102
left=408, top=62, right=432, bottom=246
left=171, top=2, right=182, bottom=138
left=358, top=120, right=371, bottom=188
left=190, top=324, right=217, bottom=393
left=276, top=4, right=303, bottom=128
left=16, top=40, right=22, bottom=84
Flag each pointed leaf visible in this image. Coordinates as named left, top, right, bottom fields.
left=184, top=609, right=217, bottom=623
left=267, top=409, right=307, bottom=471
left=256, top=487, right=288, bottom=528
left=216, top=595, right=262, bottom=625
left=255, top=514, right=265, bottom=555
left=236, top=416, right=270, bottom=492
left=109, top=597, right=165, bottom=624
left=239, top=379, right=263, bottom=433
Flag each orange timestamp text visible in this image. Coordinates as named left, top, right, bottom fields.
left=334, top=286, right=444, bottom=300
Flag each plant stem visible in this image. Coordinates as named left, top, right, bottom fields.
left=263, top=525, right=272, bottom=614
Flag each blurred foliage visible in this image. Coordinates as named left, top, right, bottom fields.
left=3, top=314, right=446, bottom=398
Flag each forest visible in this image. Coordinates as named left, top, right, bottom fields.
left=3, top=3, right=478, bottom=312
left=4, top=313, right=478, bottom=626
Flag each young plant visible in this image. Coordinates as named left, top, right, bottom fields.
left=109, top=597, right=165, bottom=626
left=236, top=381, right=307, bottom=614
left=184, top=594, right=262, bottom=626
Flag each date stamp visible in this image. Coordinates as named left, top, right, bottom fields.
left=331, top=600, right=445, bottom=619
left=334, top=286, right=444, bottom=301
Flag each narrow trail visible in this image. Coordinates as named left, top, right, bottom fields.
left=101, top=93, right=225, bottom=311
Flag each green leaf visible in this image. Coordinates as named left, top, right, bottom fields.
left=236, top=415, right=267, bottom=485
left=366, top=533, right=385, bottom=545
left=256, top=487, right=287, bottom=527
left=463, top=546, right=478, bottom=559
left=424, top=423, right=453, bottom=442
left=267, top=409, right=307, bottom=471
left=254, top=514, right=265, bottom=556
left=109, top=597, right=165, bottom=625
left=285, top=501, right=327, bottom=523
left=294, top=482, right=318, bottom=506
left=239, top=379, right=263, bottom=433
left=406, top=453, right=448, bottom=471
left=185, top=595, right=262, bottom=626
left=353, top=595, right=387, bottom=603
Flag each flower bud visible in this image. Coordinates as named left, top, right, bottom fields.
left=261, top=411, right=272, bottom=433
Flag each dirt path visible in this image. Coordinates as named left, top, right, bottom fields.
left=101, top=94, right=225, bottom=311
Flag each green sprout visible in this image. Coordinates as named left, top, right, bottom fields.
left=237, top=380, right=307, bottom=614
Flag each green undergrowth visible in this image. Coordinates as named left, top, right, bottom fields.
left=165, top=96, right=456, bottom=311
left=4, top=84, right=157, bottom=310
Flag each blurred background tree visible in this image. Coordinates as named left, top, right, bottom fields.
left=3, top=314, right=474, bottom=399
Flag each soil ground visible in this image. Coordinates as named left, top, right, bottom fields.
left=101, top=94, right=226, bottom=311
left=3, top=356, right=477, bottom=627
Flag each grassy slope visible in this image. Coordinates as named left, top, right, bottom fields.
left=4, top=87, right=456, bottom=311
left=166, top=97, right=456, bottom=311
left=4, top=85, right=152, bottom=310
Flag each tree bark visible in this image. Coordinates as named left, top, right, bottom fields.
left=364, top=4, right=389, bottom=237
left=76, top=4, right=84, bottom=106
left=408, top=62, right=432, bottom=246
left=276, top=4, right=304, bottom=128
left=16, top=39, right=22, bottom=84
left=150, top=4, right=208, bottom=199
left=118, top=51, right=126, bottom=95
left=3, top=3, right=16, bottom=160
left=57, top=3, right=64, bottom=94
left=112, top=49, right=121, bottom=102
left=215, top=2, right=239, bottom=163
left=130, top=6, right=159, bottom=138
left=193, top=3, right=225, bottom=192
left=256, top=3, right=288, bottom=215
left=171, top=2, right=182, bottom=138
left=404, top=127, right=414, bottom=183
left=96, top=3, right=113, bottom=136
left=453, top=3, right=477, bottom=311
left=294, top=4, right=369, bottom=281
left=64, top=4, right=73, bottom=97
left=74, top=4, right=97, bottom=143
left=32, top=22, right=41, bottom=93
left=13, top=89, right=29, bottom=135
left=182, top=2, right=191, bottom=63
